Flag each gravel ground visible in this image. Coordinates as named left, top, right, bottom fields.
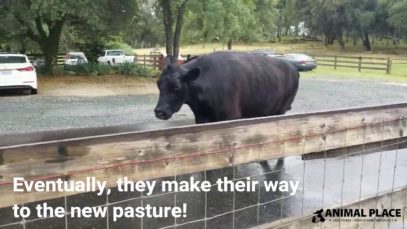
left=1, top=78, right=406, bottom=134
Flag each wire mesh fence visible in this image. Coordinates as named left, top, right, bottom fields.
left=0, top=111, right=406, bottom=229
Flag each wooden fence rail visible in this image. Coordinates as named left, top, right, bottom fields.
left=135, top=54, right=161, bottom=70
left=313, top=55, right=392, bottom=74
left=26, top=53, right=407, bottom=75
left=0, top=103, right=406, bottom=208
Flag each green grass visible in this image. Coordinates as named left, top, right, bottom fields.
left=302, top=65, right=407, bottom=83
left=134, top=39, right=407, bottom=82
left=134, top=39, right=407, bottom=57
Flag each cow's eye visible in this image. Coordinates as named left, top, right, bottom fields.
left=173, top=86, right=181, bottom=91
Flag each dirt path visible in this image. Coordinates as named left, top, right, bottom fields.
left=39, top=75, right=158, bottom=96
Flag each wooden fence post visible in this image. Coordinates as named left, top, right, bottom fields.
left=334, top=56, right=337, bottom=70
left=358, top=56, right=362, bottom=72
left=143, top=55, right=146, bottom=68
left=387, top=57, right=392, bottom=75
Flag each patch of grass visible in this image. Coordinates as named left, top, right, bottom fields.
left=135, top=39, right=407, bottom=57
left=116, top=63, right=160, bottom=77
left=302, top=66, right=407, bottom=83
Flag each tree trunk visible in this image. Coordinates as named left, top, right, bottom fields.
left=173, top=0, right=188, bottom=62
left=337, top=35, right=345, bottom=50
left=41, top=44, right=58, bottom=74
left=227, top=39, right=232, bottom=50
left=41, top=19, right=64, bottom=75
left=362, top=32, right=371, bottom=51
left=160, top=0, right=174, bottom=59
left=160, top=0, right=189, bottom=63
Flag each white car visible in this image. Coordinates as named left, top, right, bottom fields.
left=0, top=54, right=38, bottom=94
left=64, top=52, right=88, bottom=66
left=97, top=50, right=135, bottom=65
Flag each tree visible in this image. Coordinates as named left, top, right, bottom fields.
left=0, top=0, right=137, bottom=74
left=183, top=0, right=259, bottom=50
left=388, top=0, right=407, bottom=37
left=347, top=0, right=380, bottom=51
left=298, top=0, right=348, bottom=49
left=255, top=0, right=278, bottom=41
left=123, top=2, right=164, bottom=48
left=159, top=0, right=190, bottom=61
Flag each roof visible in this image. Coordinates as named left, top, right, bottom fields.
left=0, top=54, right=27, bottom=57
left=67, top=52, right=85, bottom=54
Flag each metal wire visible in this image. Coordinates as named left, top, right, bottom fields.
left=1, top=120, right=406, bottom=229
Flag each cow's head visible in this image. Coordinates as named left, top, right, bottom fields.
left=154, top=59, right=200, bottom=120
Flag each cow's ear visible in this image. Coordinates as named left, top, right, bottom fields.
left=181, top=67, right=200, bottom=83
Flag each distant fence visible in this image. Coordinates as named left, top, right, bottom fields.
left=26, top=53, right=163, bottom=70
left=26, top=53, right=407, bottom=75
left=313, top=55, right=392, bottom=74
left=27, top=53, right=66, bottom=66
left=135, top=54, right=161, bottom=70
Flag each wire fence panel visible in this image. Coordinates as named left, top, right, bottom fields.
left=0, top=103, right=406, bottom=229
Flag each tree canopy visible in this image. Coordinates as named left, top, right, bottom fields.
left=1, top=0, right=406, bottom=71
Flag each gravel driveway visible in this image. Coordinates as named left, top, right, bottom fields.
left=1, top=78, right=406, bottom=134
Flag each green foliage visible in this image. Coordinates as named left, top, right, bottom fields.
left=105, top=39, right=135, bottom=55
left=116, top=63, right=158, bottom=77
left=0, top=0, right=138, bottom=74
left=65, top=63, right=114, bottom=75
left=2, top=0, right=407, bottom=60
left=388, top=0, right=407, bottom=34
left=63, top=63, right=157, bottom=77
left=182, top=0, right=265, bottom=45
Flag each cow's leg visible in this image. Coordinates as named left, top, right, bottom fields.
left=195, top=116, right=210, bottom=124
left=260, top=161, right=272, bottom=172
left=260, top=158, right=284, bottom=171
left=277, top=92, right=297, bottom=115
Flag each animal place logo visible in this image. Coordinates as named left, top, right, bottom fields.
left=311, top=208, right=402, bottom=224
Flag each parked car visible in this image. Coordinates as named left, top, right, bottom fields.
left=64, top=52, right=88, bottom=66
left=97, top=50, right=135, bottom=65
left=250, top=50, right=283, bottom=58
left=282, top=53, right=317, bottom=71
left=0, top=54, right=38, bottom=94
left=32, top=58, right=45, bottom=68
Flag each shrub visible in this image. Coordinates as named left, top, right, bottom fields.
left=66, top=63, right=114, bottom=75
left=116, top=63, right=159, bottom=77
left=64, top=62, right=158, bottom=77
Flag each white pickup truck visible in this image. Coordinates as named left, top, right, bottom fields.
left=97, top=50, right=135, bottom=65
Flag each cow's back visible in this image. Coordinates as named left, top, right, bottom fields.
left=184, top=52, right=300, bottom=119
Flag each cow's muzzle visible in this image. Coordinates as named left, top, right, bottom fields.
left=154, top=108, right=171, bottom=120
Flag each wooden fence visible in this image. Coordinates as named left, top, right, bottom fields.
left=313, top=55, right=392, bottom=74
left=0, top=103, right=406, bottom=208
left=27, top=54, right=66, bottom=65
left=27, top=53, right=163, bottom=69
left=0, top=103, right=406, bottom=228
left=135, top=54, right=161, bottom=70
left=26, top=53, right=407, bottom=75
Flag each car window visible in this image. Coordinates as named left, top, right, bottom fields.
left=69, top=55, right=84, bottom=59
left=107, top=51, right=124, bottom=56
left=284, top=55, right=296, bottom=59
left=0, top=56, right=27, bottom=64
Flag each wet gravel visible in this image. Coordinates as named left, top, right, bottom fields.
left=0, top=78, right=406, bottom=134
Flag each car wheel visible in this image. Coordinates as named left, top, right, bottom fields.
left=31, top=89, right=38, bottom=95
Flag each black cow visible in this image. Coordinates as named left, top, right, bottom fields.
left=154, top=52, right=299, bottom=124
